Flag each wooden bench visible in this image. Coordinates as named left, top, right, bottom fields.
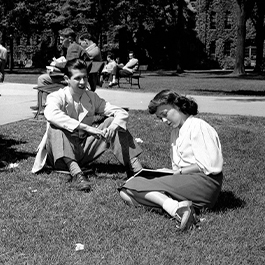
left=33, top=83, right=65, bottom=119
left=117, top=65, right=148, bottom=89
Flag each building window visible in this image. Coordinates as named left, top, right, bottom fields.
left=210, top=11, right=216, bottom=29
left=225, top=11, right=232, bottom=29
left=210, top=41, right=216, bottom=58
left=224, top=41, right=231, bottom=56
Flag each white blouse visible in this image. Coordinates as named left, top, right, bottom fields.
left=170, top=116, right=223, bottom=175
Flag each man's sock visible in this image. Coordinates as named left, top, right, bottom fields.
left=64, top=158, right=82, bottom=177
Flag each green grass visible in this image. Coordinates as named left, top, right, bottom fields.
left=4, top=70, right=265, bottom=96
left=1, top=111, right=265, bottom=264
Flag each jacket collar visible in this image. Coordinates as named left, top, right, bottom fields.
left=64, top=87, right=92, bottom=122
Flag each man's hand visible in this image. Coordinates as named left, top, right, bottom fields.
left=82, top=124, right=106, bottom=139
left=102, top=124, right=118, bottom=142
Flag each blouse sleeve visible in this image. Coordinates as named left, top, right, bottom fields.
left=191, top=120, right=223, bottom=175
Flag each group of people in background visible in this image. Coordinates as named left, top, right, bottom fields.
left=35, top=27, right=139, bottom=107
left=100, top=51, right=139, bottom=87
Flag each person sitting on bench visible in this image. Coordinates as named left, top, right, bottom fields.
left=78, top=33, right=102, bottom=91
left=100, top=53, right=117, bottom=85
left=108, top=51, right=138, bottom=87
left=33, top=28, right=88, bottom=110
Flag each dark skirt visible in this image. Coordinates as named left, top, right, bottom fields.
left=122, top=171, right=223, bottom=209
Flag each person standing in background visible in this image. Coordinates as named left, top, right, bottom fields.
left=0, top=41, right=8, bottom=83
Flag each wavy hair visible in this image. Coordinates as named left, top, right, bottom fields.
left=148, top=89, right=198, bottom=115
left=64, top=59, right=88, bottom=77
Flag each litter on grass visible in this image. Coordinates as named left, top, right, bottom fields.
left=75, top=243, right=84, bottom=251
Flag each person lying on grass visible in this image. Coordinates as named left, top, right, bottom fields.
left=119, top=89, right=223, bottom=231
left=32, top=58, right=142, bottom=192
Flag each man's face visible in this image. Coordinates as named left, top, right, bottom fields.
left=129, top=53, right=134, bottom=59
left=79, top=38, right=91, bottom=48
left=60, top=36, right=70, bottom=48
left=66, top=68, right=88, bottom=95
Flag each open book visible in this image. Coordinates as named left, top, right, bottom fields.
left=126, top=168, right=174, bottom=182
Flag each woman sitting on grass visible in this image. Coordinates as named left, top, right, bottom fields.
left=119, top=89, right=224, bottom=231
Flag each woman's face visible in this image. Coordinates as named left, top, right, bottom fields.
left=155, top=104, right=184, bottom=129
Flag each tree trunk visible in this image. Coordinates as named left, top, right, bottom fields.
left=254, top=0, right=265, bottom=73
left=176, top=0, right=184, bottom=73
left=233, top=2, right=246, bottom=75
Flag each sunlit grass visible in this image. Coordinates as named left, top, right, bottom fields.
left=0, top=111, right=265, bottom=264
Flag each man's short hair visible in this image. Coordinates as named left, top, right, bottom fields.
left=79, top=33, right=96, bottom=43
left=64, top=59, right=88, bottom=77
left=60, top=28, right=76, bottom=40
left=107, top=53, right=114, bottom=60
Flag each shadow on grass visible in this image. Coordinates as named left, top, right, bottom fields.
left=194, top=89, right=265, bottom=96
left=212, top=190, right=246, bottom=213
left=0, top=137, right=35, bottom=164
left=92, top=162, right=127, bottom=178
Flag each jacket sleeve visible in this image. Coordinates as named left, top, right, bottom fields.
left=191, top=120, right=223, bottom=174
left=44, top=91, right=80, bottom=132
left=92, top=92, right=129, bottom=130
left=86, top=47, right=101, bottom=61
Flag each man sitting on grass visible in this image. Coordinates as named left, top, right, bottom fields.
left=32, top=59, right=142, bottom=192
left=108, top=51, right=139, bottom=87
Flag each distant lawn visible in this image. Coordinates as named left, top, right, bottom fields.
left=4, top=70, right=265, bottom=96
left=0, top=111, right=265, bottom=264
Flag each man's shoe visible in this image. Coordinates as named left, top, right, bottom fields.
left=71, top=172, right=92, bottom=192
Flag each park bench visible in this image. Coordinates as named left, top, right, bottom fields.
left=32, top=61, right=105, bottom=119
left=117, top=65, right=148, bottom=89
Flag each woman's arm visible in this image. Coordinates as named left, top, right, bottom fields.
left=158, top=164, right=201, bottom=174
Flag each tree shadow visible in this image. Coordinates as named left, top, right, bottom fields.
left=193, top=89, right=265, bottom=96
left=198, top=71, right=265, bottom=80
left=211, top=190, right=246, bottom=213
left=0, top=137, right=35, bottom=164
left=91, top=162, right=127, bottom=179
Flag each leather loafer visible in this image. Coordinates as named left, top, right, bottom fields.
left=72, top=172, right=93, bottom=192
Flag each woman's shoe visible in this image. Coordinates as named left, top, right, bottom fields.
left=175, top=200, right=196, bottom=231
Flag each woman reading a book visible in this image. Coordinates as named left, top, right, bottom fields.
left=119, top=89, right=223, bottom=231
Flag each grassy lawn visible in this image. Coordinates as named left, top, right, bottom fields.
left=1, top=111, right=265, bottom=264
left=4, top=70, right=265, bottom=96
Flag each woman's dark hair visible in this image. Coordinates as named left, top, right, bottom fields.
left=148, top=89, right=198, bottom=115
left=64, top=59, right=88, bottom=77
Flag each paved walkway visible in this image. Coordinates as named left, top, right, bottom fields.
left=1, top=82, right=265, bottom=126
